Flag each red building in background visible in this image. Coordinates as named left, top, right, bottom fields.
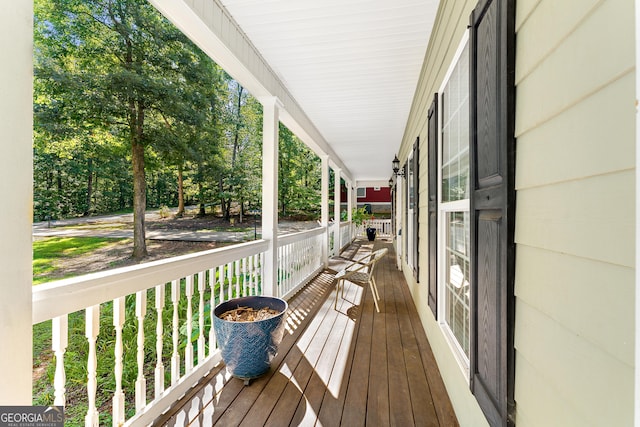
left=340, top=186, right=392, bottom=215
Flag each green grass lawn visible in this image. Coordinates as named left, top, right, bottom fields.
left=33, top=236, right=124, bottom=285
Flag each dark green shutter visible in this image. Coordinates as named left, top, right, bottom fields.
left=404, top=161, right=409, bottom=263
left=427, top=95, right=438, bottom=315
left=412, top=138, right=419, bottom=280
left=469, top=0, right=516, bottom=425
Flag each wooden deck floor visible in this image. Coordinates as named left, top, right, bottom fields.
left=155, top=239, right=458, bottom=426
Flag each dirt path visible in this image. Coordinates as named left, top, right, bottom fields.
left=33, top=212, right=318, bottom=280
left=36, top=238, right=225, bottom=281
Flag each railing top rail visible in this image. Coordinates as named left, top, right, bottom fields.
left=32, top=239, right=269, bottom=325
left=277, top=226, right=325, bottom=246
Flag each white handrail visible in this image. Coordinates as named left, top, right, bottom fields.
left=32, top=239, right=269, bottom=324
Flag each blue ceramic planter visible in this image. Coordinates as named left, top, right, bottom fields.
left=213, top=296, right=288, bottom=383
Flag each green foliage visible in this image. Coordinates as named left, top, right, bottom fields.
left=158, top=205, right=171, bottom=219
left=33, top=0, right=324, bottom=225
left=350, top=207, right=369, bottom=227
left=33, top=237, right=125, bottom=285
left=279, top=124, right=321, bottom=217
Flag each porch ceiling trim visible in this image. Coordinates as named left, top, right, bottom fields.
left=218, top=0, right=440, bottom=182
left=148, top=0, right=353, bottom=182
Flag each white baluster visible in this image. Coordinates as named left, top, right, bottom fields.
left=276, top=246, right=281, bottom=297
left=242, top=257, right=248, bottom=296
left=112, top=297, right=125, bottom=427
left=52, top=315, right=68, bottom=407
left=154, top=284, right=165, bottom=398
left=292, top=243, right=298, bottom=287
left=248, top=255, right=255, bottom=295
left=283, top=245, right=288, bottom=293
left=197, top=271, right=205, bottom=364
left=218, top=265, right=225, bottom=303
left=170, top=280, right=180, bottom=385
left=226, top=263, right=233, bottom=300
left=185, top=275, right=194, bottom=373
left=208, top=268, right=216, bottom=355
left=85, top=305, right=100, bottom=427
left=296, top=239, right=309, bottom=283
left=235, top=260, right=240, bottom=296
left=256, top=253, right=261, bottom=294
left=135, top=290, right=147, bottom=411
left=304, top=238, right=309, bottom=275
left=285, top=244, right=290, bottom=294
left=279, top=245, right=285, bottom=297
left=259, top=252, right=265, bottom=296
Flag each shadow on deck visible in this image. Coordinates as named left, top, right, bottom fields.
left=154, top=239, right=458, bottom=426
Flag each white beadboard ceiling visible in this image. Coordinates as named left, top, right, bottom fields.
left=218, top=0, right=439, bottom=184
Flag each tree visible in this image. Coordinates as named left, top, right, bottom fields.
left=35, top=0, right=227, bottom=258
left=34, top=0, right=326, bottom=237
left=279, top=124, right=321, bottom=217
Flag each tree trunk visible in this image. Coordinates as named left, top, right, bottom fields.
left=224, top=199, right=230, bottom=221
left=131, top=100, right=147, bottom=260
left=198, top=181, right=205, bottom=217
left=176, top=163, right=184, bottom=217
left=84, top=157, right=93, bottom=216
left=226, top=84, right=243, bottom=222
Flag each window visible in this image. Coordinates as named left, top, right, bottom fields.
left=438, top=34, right=470, bottom=367
left=357, top=187, right=366, bottom=198
left=406, top=139, right=419, bottom=279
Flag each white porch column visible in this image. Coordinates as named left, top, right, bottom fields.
left=261, top=97, right=281, bottom=297
left=634, top=0, right=640, bottom=422
left=346, top=182, right=353, bottom=243
left=321, top=155, right=329, bottom=266
left=0, top=1, right=33, bottom=403
left=333, top=168, right=341, bottom=254
left=347, top=182, right=353, bottom=222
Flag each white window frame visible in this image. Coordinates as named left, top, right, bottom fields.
left=436, top=31, right=471, bottom=378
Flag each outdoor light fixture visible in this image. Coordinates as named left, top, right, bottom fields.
left=392, top=155, right=405, bottom=177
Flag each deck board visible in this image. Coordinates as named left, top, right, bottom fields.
left=155, top=239, right=458, bottom=426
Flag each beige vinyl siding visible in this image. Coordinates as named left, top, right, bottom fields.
left=514, top=0, right=635, bottom=425
left=401, top=0, right=635, bottom=425
left=398, top=0, right=489, bottom=425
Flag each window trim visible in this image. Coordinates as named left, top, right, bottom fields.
left=436, top=30, right=471, bottom=378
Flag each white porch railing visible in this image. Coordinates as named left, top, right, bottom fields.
left=339, top=221, right=353, bottom=251
left=32, top=227, right=326, bottom=426
left=277, top=227, right=325, bottom=300
left=356, top=218, right=392, bottom=238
